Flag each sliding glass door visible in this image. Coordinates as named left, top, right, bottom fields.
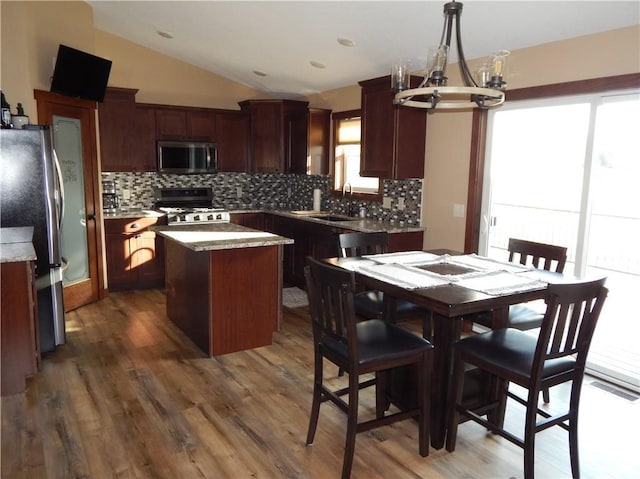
left=480, top=90, right=640, bottom=392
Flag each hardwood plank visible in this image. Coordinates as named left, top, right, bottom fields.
left=1, top=289, right=638, bottom=479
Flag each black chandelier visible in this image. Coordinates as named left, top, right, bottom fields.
left=392, top=1, right=510, bottom=110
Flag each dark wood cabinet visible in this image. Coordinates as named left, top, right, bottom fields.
left=216, top=112, right=249, bottom=172
left=239, top=99, right=311, bottom=173
left=105, top=216, right=166, bottom=291
left=267, top=215, right=344, bottom=287
left=389, top=230, right=424, bottom=252
left=134, top=104, right=157, bottom=171
left=1, top=260, right=38, bottom=396
left=155, top=107, right=216, bottom=141
left=305, top=108, right=331, bottom=175
left=359, top=76, right=427, bottom=179
left=229, top=212, right=266, bottom=230
left=99, top=87, right=154, bottom=172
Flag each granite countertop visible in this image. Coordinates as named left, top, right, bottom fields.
left=0, top=226, right=36, bottom=263
left=105, top=208, right=423, bottom=234
left=153, top=223, right=294, bottom=252
left=255, top=210, right=424, bottom=234
left=103, top=209, right=166, bottom=220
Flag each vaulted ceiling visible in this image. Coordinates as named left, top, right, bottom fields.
left=87, top=1, right=640, bottom=98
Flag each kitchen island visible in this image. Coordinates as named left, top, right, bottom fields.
left=154, top=223, right=293, bottom=356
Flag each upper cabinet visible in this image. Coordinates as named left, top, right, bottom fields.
left=359, top=76, right=427, bottom=179
left=240, top=99, right=328, bottom=174
left=135, top=104, right=158, bottom=172
left=155, top=107, right=216, bottom=141
left=100, top=90, right=327, bottom=175
left=99, top=88, right=153, bottom=172
left=299, top=108, right=331, bottom=175
left=216, top=111, right=250, bottom=172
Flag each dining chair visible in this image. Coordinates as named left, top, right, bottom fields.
left=304, top=256, right=433, bottom=479
left=446, top=277, right=608, bottom=479
left=338, top=232, right=432, bottom=336
left=471, top=238, right=568, bottom=403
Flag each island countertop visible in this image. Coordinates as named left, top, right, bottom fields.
left=153, top=223, right=293, bottom=252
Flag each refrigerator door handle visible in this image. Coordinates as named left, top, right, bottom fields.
left=52, top=148, right=65, bottom=230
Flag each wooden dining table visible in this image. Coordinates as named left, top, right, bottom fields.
left=326, top=249, right=564, bottom=449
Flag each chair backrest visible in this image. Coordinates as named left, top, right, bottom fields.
left=338, top=232, right=389, bottom=258
left=533, top=277, right=608, bottom=383
left=304, top=256, right=358, bottom=354
left=508, top=238, right=568, bottom=273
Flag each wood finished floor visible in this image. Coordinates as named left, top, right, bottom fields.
left=2, top=289, right=638, bottom=479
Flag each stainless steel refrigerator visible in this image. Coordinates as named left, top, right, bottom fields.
left=0, top=126, right=66, bottom=353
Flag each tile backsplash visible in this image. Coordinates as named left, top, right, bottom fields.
left=102, top=172, right=422, bottom=226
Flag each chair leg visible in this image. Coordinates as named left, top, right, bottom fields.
left=306, top=352, right=323, bottom=445
left=523, top=390, right=539, bottom=479
left=569, top=381, right=583, bottom=479
left=445, top=353, right=465, bottom=452
left=341, top=372, right=360, bottom=479
left=375, top=371, right=387, bottom=419
left=418, top=352, right=430, bottom=457
left=542, top=387, right=550, bottom=403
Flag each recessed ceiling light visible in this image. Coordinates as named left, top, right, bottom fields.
left=157, top=30, right=173, bottom=39
left=310, top=61, right=326, bottom=69
left=337, top=38, right=356, bottom=47
left=253, top=70, right=267, bottom=77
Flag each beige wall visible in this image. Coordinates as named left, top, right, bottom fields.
left=2, top=1, right=638, bottom=251
left=1, top=1, right=96, bottom=118
left=0, top=1, right=262, bottom=117
left=421, top=25, right=640, bottom=251
left=94, top=30, right=261, bottom=109
left=310, top=25, right=640, bottom=251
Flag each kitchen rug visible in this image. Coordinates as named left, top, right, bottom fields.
left=282, top=287, right=309, bottom=308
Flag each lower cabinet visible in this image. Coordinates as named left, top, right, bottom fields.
left=1, top=260, right=38, bottom=396
left=105, top=217, right=166, bottom=291
left=233, top=212, right=424, bottom=288
left=229, top=212, right=267, bottom=231
left=268, top=215, right=344, bottom=287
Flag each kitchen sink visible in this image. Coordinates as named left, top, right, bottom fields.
left=309, top=215, right=354, bottom=222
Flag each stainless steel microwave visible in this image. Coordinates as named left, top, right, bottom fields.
left=157, top=141, right=217, bottom=174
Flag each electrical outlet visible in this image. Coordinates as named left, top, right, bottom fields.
left=382, top=196, right=392, bottom=209
left=236, top=186, right=243, bottom=198
left=397, top=198, right=405, bottom=210
left=453, top=203, right=465, bottom=218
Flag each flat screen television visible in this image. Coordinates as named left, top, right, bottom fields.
left=50, top=44, right=112, bottom=102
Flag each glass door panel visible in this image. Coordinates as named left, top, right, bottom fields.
left=53, top=115, right=90, bottom=285
left=482, top=92, right=640, bottom=392
left=584, top=95, right=640, bottom=390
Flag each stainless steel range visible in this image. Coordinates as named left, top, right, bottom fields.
left=154, top=187, right=230, bottom=226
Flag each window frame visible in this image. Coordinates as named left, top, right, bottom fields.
left=330, top=109, right=382, bottom=201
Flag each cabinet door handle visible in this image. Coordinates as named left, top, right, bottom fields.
left=87, top=213, right=96, bottom=221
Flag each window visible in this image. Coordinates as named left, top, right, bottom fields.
left=332, top=110, right=379, bottom=195
left=481, top=90, right=640, bottom=392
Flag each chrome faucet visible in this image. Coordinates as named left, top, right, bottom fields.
left=342, top=182, right=356, bottom=216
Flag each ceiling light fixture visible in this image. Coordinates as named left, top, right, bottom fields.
left=392, top=1, right=509, bottom=110
left=337, top=38, right=356, bottom=48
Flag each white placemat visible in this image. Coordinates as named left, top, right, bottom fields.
left=455, top=270, right=546, bottom=295
left=363, top=251, right=441, bottom=264
left=358, top=263, right=450, bottom=290
left=447, top=254, right=532, bottom=273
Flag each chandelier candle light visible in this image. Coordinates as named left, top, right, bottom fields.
left=392, top=1, right=510, bottom=110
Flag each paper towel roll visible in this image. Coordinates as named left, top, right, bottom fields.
left=313, top=189, right=321, bottom=211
